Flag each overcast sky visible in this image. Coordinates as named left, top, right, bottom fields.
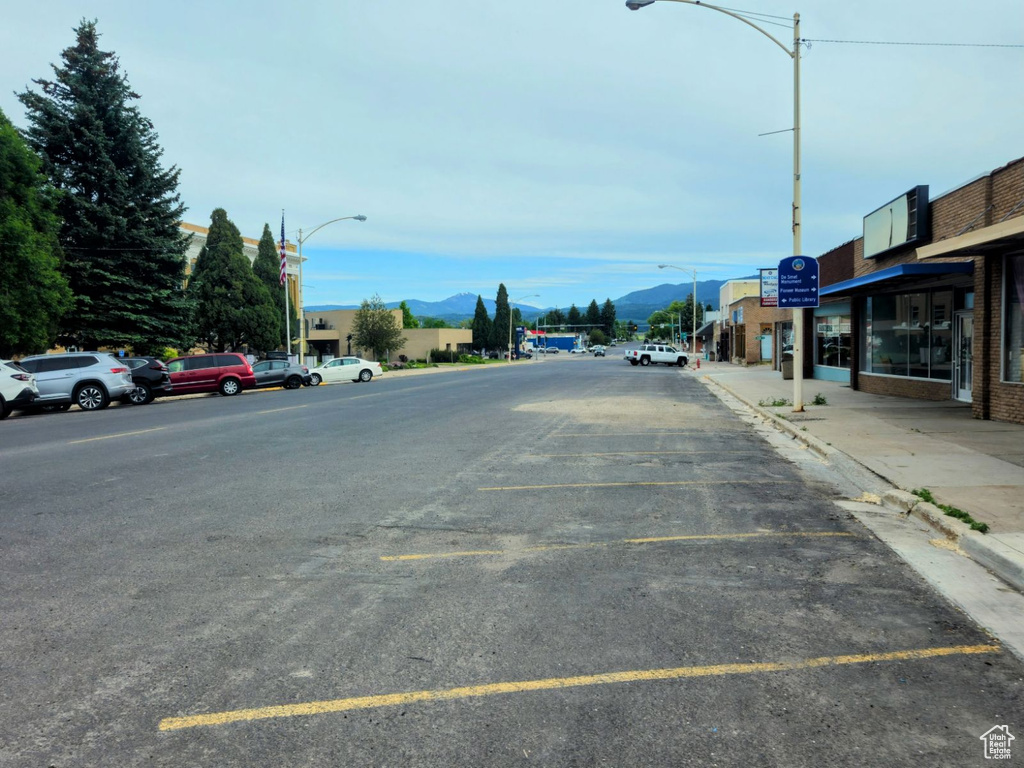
left=2, top=1, right=1021, bottom=310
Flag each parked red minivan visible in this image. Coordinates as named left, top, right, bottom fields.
left=165, top=353, right=256, bottom=397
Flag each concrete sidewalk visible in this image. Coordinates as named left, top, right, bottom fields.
left=689, top=360, right=1024, bottom=592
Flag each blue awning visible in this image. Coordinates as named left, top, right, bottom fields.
left=820, top=262, right=973, bottom=297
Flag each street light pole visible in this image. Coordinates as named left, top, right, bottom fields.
left=509, top=294, right=540, bottom=362
left=658, top=264, right=697, bottom=357
left=629, top=0, right=804, bottom=411
left=296, top=215, right=367, bottom=364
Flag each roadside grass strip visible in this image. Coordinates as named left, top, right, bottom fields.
left=380, top=531, right=856, bottom=562
left=158, top=644, right=999, bottom=732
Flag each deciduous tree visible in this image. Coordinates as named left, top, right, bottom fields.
left=399, top=301, right=419, bottom=329
left=353, top=293, right=406, bottom=360
left=0, top=108, right=72, bottom=357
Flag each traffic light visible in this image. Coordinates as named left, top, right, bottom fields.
left=632, top=324, right=638, bottom=332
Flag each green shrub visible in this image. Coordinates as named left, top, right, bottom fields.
left=811, top=393, right=828, bottom=406
left=458, top=353, right=485, bottom=364
left=428, top=348, right=458, bottom=364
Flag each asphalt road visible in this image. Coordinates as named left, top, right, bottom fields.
left=1, top=357, right=1020, bottom=766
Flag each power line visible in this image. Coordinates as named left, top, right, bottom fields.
left=802, top=38, right=1024, bottom=49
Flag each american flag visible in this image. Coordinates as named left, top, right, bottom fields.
left=279, top=215, right=287, bottom=286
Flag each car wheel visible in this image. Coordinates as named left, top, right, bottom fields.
left=219, top=377, right=241, bottom=396
left=310, top=373, right=322, bottom=386
left=358, top=369, right=373, bottom=382
left=126, top=383, right=153, bottom=405
left=677, top=358, right=687, bottom=367
left=629, top=359, right=639, bottom=366
left=75, top=383, right=110, bottom=411
left=640, top=357, right=651, bottom=366
left=285, top=375, right=302, bottom=389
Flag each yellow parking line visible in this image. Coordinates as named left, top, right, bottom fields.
left=255, top=405, right=309, bottom=414
left=532, top=450, right=761, bottom=458
left=157, top=644, right=998, bottom=731
left=478, top=480, right=800, bottom=491
left=68, top=427, right=165, bottom=444
left=380, top=531, right=855, bottom=562
left=553, top=431, right=718, bottom=438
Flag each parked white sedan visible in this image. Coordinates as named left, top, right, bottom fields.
left=308, top=357, right=382, bottom=385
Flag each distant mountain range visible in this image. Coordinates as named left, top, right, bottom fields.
left=305, top=279, right=755, bottom=324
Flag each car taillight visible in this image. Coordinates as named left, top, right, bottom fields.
left=111, top=367, right=128, bottom=374
left=149, top=362, right=167, bottom=371
left=302, top=366, right=309, bottom=373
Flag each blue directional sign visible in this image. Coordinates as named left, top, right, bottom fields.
left=777, top=256, right=819, bottom=308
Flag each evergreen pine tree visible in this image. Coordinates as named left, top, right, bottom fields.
left=566, top=304, right=581, bottom=331
left=252, top=223, right=294, bottom=348
left=472, top=295, right=491, bottom=352
left=491, top=283, right=511, bottom=351
left=189, top=209, right=279, bottom=353
left=18, top=20, right=192, bottom=353
left=601, top=298, right=617, bottom=337
left=585, top=299, right=602, bottom=330
left=0, top=109, right=73, bottom=358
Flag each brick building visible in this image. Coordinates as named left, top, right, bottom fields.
left=811, top=156, right=1024, bottom=424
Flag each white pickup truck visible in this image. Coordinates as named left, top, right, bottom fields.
left=624, top=343, right=689, bottom=367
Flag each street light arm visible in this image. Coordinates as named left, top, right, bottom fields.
left=299, top=215, right=367, bottom=244
left=658, top=263, right=695, bottom=279
left=637, top=0, right=794, bottom=58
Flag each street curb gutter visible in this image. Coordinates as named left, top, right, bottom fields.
left=698, top=373, right=1024, bottom=594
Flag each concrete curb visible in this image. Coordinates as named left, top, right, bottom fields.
left=699, top=374, right=836, bottom=460
left=697, top=372, right=1024, bottom=594
left=961, top=534, right=1024, bottom=593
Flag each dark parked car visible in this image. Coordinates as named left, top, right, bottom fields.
left=121, top=357, right=173, bottom=405
left=165, top=353, right=256, bottom=396
left=251, top=359, right=311, bottom=389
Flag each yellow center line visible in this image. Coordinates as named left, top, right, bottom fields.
left=68, top=427, right=166, bottom=444
left=255, top=405, right=309, bottom=414
left=157, top=644, right=999, bottom=732
left=381, top=531, right=855, bottom=562
left=478, top=480, right=801, bottom=491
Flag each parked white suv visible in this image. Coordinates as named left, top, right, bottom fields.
left=0, top=359, right=39, bottom=419
left=18, top=352, right=135, bottom=412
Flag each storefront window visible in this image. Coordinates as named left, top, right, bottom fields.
left=1006, top=255, right=1024, bottom=383
left=866, top=295, right=906, bottom=376
left=815, top=315, right=851, bottom=368
left=929, top=290, right=953, bottom=380
left=864, top=290, right=953, bottom=381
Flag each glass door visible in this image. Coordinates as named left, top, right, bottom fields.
left=954, top=312, right=973, bottom=402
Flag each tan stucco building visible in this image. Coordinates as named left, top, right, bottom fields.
left=306, top=309, right=472, bottom=363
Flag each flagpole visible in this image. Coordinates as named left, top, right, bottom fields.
left=281, top=211, right=291, bottom=359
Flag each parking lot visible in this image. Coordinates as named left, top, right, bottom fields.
left=1, top=357, right=1020, bottom=766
